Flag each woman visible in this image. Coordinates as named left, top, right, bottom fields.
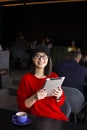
left=17, top=45, right=68, bottom=121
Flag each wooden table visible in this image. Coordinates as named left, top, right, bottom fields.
left=0, top=108, right=87, bottom=130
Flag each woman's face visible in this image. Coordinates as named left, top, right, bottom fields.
left=32, top=52, right=48, bottom=69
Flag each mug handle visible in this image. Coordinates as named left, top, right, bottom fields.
left=12, top=115, right=16, bottom=122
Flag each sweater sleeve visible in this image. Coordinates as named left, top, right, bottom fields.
left=16, top=76, right=30, bottom=111
left=56, top=91, right=66, bottom=106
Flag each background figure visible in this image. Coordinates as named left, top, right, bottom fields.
left=80, top=51, right=87, bottom=68
left=67, top=40, right=80, bottom=52
left=54, top=50, right=87, bottom=100
left=11, top=32, right=30, bottom=69
left=17, top=45, right=68, bottom=121
left=45, top=36, right=53, bottom=49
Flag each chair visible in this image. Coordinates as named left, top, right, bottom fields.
left=61, top=99, right=71, bottom=118
left=62, top=87, right=87, bottom=123
left=0, top=51, right=10, bottom=88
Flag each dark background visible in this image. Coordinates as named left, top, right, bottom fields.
left=1, top=1, right=87, bottom=51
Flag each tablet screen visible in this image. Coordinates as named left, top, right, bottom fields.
left=43, top=77, right=65, bottom=97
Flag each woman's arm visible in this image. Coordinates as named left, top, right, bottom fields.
left=25, top=94, right=37, bottom=108
left=25, top=89, right=47, bottom=108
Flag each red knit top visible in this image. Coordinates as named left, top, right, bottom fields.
left=17, top=72, right=68, bottom=121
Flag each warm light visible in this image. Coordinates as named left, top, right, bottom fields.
left=3, top=3, right=24, bottom=7
left=1, top=0, right=87, bottom=7
left=25, top=0, right=87, bottom=6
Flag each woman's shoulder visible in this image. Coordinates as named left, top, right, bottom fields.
left=49, top=72, right=59, bottom=78
left=21, top=72, right=34, bottom=79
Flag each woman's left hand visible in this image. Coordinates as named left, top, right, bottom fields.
left=52, top=86, right=63, bottom=100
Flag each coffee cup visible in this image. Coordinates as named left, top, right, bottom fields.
left=16, top=111, right=28, bottom=123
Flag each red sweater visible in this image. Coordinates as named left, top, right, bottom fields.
left=17, top=72, right=68, bottom=121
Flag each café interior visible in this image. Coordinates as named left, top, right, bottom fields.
left=0, top=0, right=87, bottom=129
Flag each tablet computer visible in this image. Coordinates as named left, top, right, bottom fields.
left=43, top=77, right=65, bottom=97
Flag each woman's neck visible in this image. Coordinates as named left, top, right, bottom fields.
left=34, top=68, right=46, bottom=78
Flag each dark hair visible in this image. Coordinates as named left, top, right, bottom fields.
left=30, top=56, right=52, bottom=76
left=67, top=50, right=81, bottom=60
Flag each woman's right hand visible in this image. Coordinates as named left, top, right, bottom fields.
left=35, top=89, right=47, bottom=100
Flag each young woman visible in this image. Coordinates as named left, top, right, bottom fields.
left=17, top=45, right=68, bottom=121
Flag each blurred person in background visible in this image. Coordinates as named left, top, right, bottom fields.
left=11, top=32, right=30, bottom=69
left=54, top=50, right=87, bottom=101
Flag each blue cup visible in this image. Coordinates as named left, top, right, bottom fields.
left=16, top=111, right=28, bottom=123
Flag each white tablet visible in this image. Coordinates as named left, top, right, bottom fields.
left=43, top=77, right=65, bottom=97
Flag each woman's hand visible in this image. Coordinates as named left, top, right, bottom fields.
left=52, top=86, right=63, bottom=100
left=34, top=89, right=47, bottom=100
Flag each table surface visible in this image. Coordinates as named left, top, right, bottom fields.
left=0, top=108, right=87, bottom=130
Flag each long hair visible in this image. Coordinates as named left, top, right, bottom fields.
left=30, top=56, right=52, bottom=76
